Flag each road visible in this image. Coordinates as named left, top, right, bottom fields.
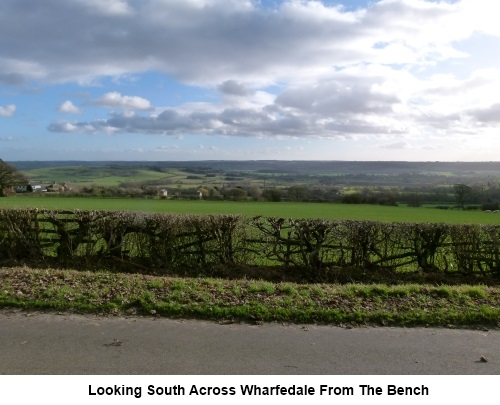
left=0, top=309, right=498, bottom=374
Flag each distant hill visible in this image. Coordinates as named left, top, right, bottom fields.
left=9, top=160, right=500, bottom=177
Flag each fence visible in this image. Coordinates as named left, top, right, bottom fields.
left=0, top=209, right=498, bottom=278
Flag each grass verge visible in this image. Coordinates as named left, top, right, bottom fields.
left=1, top=267, right=500, bottom=329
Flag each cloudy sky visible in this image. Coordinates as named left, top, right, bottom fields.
left=1, top=0, right=499, bottom=161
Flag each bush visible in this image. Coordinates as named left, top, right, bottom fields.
left=482, top=203, right=499, bottom=211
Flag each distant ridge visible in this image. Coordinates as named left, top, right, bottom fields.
left=10, top=160, right=500, bottom=176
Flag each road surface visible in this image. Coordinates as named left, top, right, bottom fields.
left=0, top=309, right=498, bottom=374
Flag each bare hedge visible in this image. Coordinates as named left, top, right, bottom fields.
left=0, top=209, right=498, bottom=278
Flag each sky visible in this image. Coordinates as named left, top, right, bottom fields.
left=1, top=0, right=500, bottom=162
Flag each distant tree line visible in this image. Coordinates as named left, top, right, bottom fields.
left=49, top=180, right=500, bottom=209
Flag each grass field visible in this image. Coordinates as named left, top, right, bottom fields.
left=21, top=165, right=231, bottom=189
left=2, top=195, right=500, bottom=224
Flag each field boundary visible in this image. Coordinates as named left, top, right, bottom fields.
left=1, top=208, right=499, bottom=281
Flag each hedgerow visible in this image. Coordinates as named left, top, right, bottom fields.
left=0, top=209, right=498, bottom=280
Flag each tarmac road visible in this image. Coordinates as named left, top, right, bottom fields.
left=0, top=309, right=498, bottom=375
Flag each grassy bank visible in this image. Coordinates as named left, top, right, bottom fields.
left=1, top=267, right=499, bottom=328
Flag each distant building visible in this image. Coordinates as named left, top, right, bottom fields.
left=46, top=182, right=70, bottom=192
left=14, top=185, right=30, bottom=193
left=14, top=184, right=44, bottom=193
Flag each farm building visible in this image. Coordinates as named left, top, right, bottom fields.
left=14, top=184, right=44, bottom=193
left=46, top=182, right=71, bottom=192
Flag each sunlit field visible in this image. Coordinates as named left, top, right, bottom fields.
left=2, top=195, right=500, bottom=224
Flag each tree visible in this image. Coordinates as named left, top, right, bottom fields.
left=454, top=183, right=472, bottom=210
left=0, top=160, right=27, bottom=196
left=262, top=188, right=282, bottom=202
left=224, top=188, right=248, bottom=201
left=287, top=186, right=308, bottom=202
left=407, top=193, right=422, bottom=208
left=197, top=186, right=210, bottom=198
left=248, top=185, right=263, bottom=201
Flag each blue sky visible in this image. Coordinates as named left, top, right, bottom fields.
left=1, top=0, right=499, bottom=161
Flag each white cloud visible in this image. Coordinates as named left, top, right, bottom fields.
left=0, top=104, right=16, bottom=117
left=469, top=103, right=500, bottom=124
left=47, top=121, right=87, bottom=133
left=58, top=100, right=81, bottom=114
left=47, top=120, right=117, bottom=134
left=46, top=57, right=500, bottom=142
left=3, top=0, right=500, bottom=154
left=422, top=144, right=443, bottom=150
left=0, top=72, right=25, bottom=86
left=155, top=145, right=179, bottom=151
left=218, top=80, right=253, bottom=97
left=94, top=92, right=151, bottom=110
left=74, top=0, right=132, bottom=16
left=1, top=0, right=491, bottom=86
left=379, top=140, right=412, bottom=150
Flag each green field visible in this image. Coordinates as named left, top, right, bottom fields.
left=20, top=165, right=230, bottom=189
left=21, top=165, right=169, bottom=186
left=2, top=195, right=500, bottom=224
